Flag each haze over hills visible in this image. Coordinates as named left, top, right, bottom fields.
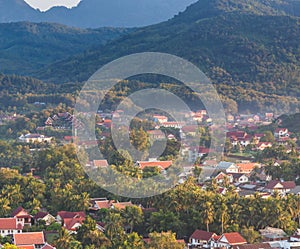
left=1, top=0, right=300, bottom=113
left=0, top=0, right=197, bottom=28
left=35, top=0, right=300, bottom=83
left=30, top=0, right=300, bottom=113
left=0, top=22, right=132, bottom=75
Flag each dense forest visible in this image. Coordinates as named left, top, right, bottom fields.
left=0, top=0, right=299, bottom=113
left=0, top=22, right=132, bottom=75
left=0, top=142, right=299, bottom=249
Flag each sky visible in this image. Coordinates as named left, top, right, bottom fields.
left=24, top=0, right=81, bottom=11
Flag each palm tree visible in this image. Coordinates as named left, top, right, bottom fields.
left=55, top=228, right=74, bottom=249
left=286, top=195, right=300, bottom=227
left=202, top=201, right=214, bottom=232
left=86, top=230, right=111, bottom=249
left=123, top=232, right=145, bottom=249
left=105, top=212, right=125, bottom=242
left=1, top=184, right=23, bottom=208
left=219, top=202, right=229, bottom=233
left=0, top=198, right=10, bottom=217
left=122, top=206, right=143, bottom=233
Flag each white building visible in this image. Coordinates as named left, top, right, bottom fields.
left=19, top=133, right=52, bottom=143
left=216, top=161, right=239, bottom=173
left=0, top=218, right=23, bottom=237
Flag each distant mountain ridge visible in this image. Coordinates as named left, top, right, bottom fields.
left=30, top=0, right=300, bottom=113
left=0, top=22, right=132, bottom=75
left=1, top=0, right=300, bottom=113
left=0, top=0, right=197, bottom=28
left=35, top=0, right=300, bottom=83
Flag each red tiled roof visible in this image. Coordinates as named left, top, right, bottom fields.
left=221, top=232, right=247, bottom=245
left=190, top=229, right=216, bottom=241
left=215, top=172, right=227, bottom=180
left=0, top=218, right=23, bottom=230
left=199, top=147, right=210, bottom=154
left=34, top=212, right=49, bottom=220
left=57, top=211, right=85, bottom=219
left=95, top=200, right=115, bottom=209
left=212, top=235, right=221, bottom=241
left=137, top=161, right=172, bottom=170
left=235, top=243, right=271, bottom=249
left=237, top=163, right=257, bottom=173
left=266, top=180, right=296, bottom=189
left=11, top=206, right=24, bottom=217
left=57, top=211, right=85, bottom=231
left=11, top=207, right=31, bottom=219
left=226, top=131, right=246, bottom=139
left=189, top=146, right=210, bottom=154
left=63, top=218, right=84, bottom=231
left=93, top=160, right=108, bottom=167
left=14, top=232, right=45, bottom=246
left=280, top=181, right=296, bottom=189
left=42, top=243, right=56, bottom=249
left=113, top=202, right=133, bottom=210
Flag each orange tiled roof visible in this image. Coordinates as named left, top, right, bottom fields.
left=137, top=161, right=172, bottom=170
left=237, top=163, right=258, bottom=172
left=113, top=202, right=133, bottom=210
left=14, top=231, right=45, bottom=246
left=93, top=160, right=108, bottom=167
left=17, top=245, right=35, bottom=249
left=221, top=232, right=247, bottom=245
left=95, top=200, right=115, bottom=209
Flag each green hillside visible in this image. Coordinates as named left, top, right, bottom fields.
left=30, top=0, right=300, bottom=113
left=34, top=0, right=300, bottom=83
left=1, top=0, right=300, bottom=113
left=0, top=22, right=132, bottom=75
left=277, top=113, right=300, bottom=133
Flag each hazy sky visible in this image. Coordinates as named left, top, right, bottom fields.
left=24, top=0, right=81, bottom=11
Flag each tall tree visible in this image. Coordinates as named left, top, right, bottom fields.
left=202, top=201, right=214, bottom=232
left=122, top=205, right=143, bottom=233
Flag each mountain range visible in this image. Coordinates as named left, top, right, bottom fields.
left=0, top=22, right=132, bottom=75
left=1, top=0, right=300, bottom=113
left=34, top=0, right=300, bottom=85
left=0, top=0, right=197, bottom=28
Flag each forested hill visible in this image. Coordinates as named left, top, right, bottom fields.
left=1, top=0, right=300, bottom=113
left=173, top=0, right=300, bottom=22
left=35, top=0, right=300, bottom=87
left=0, top=0, right=197, bottom=28
left=0, top=22, right=132, bottom=76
